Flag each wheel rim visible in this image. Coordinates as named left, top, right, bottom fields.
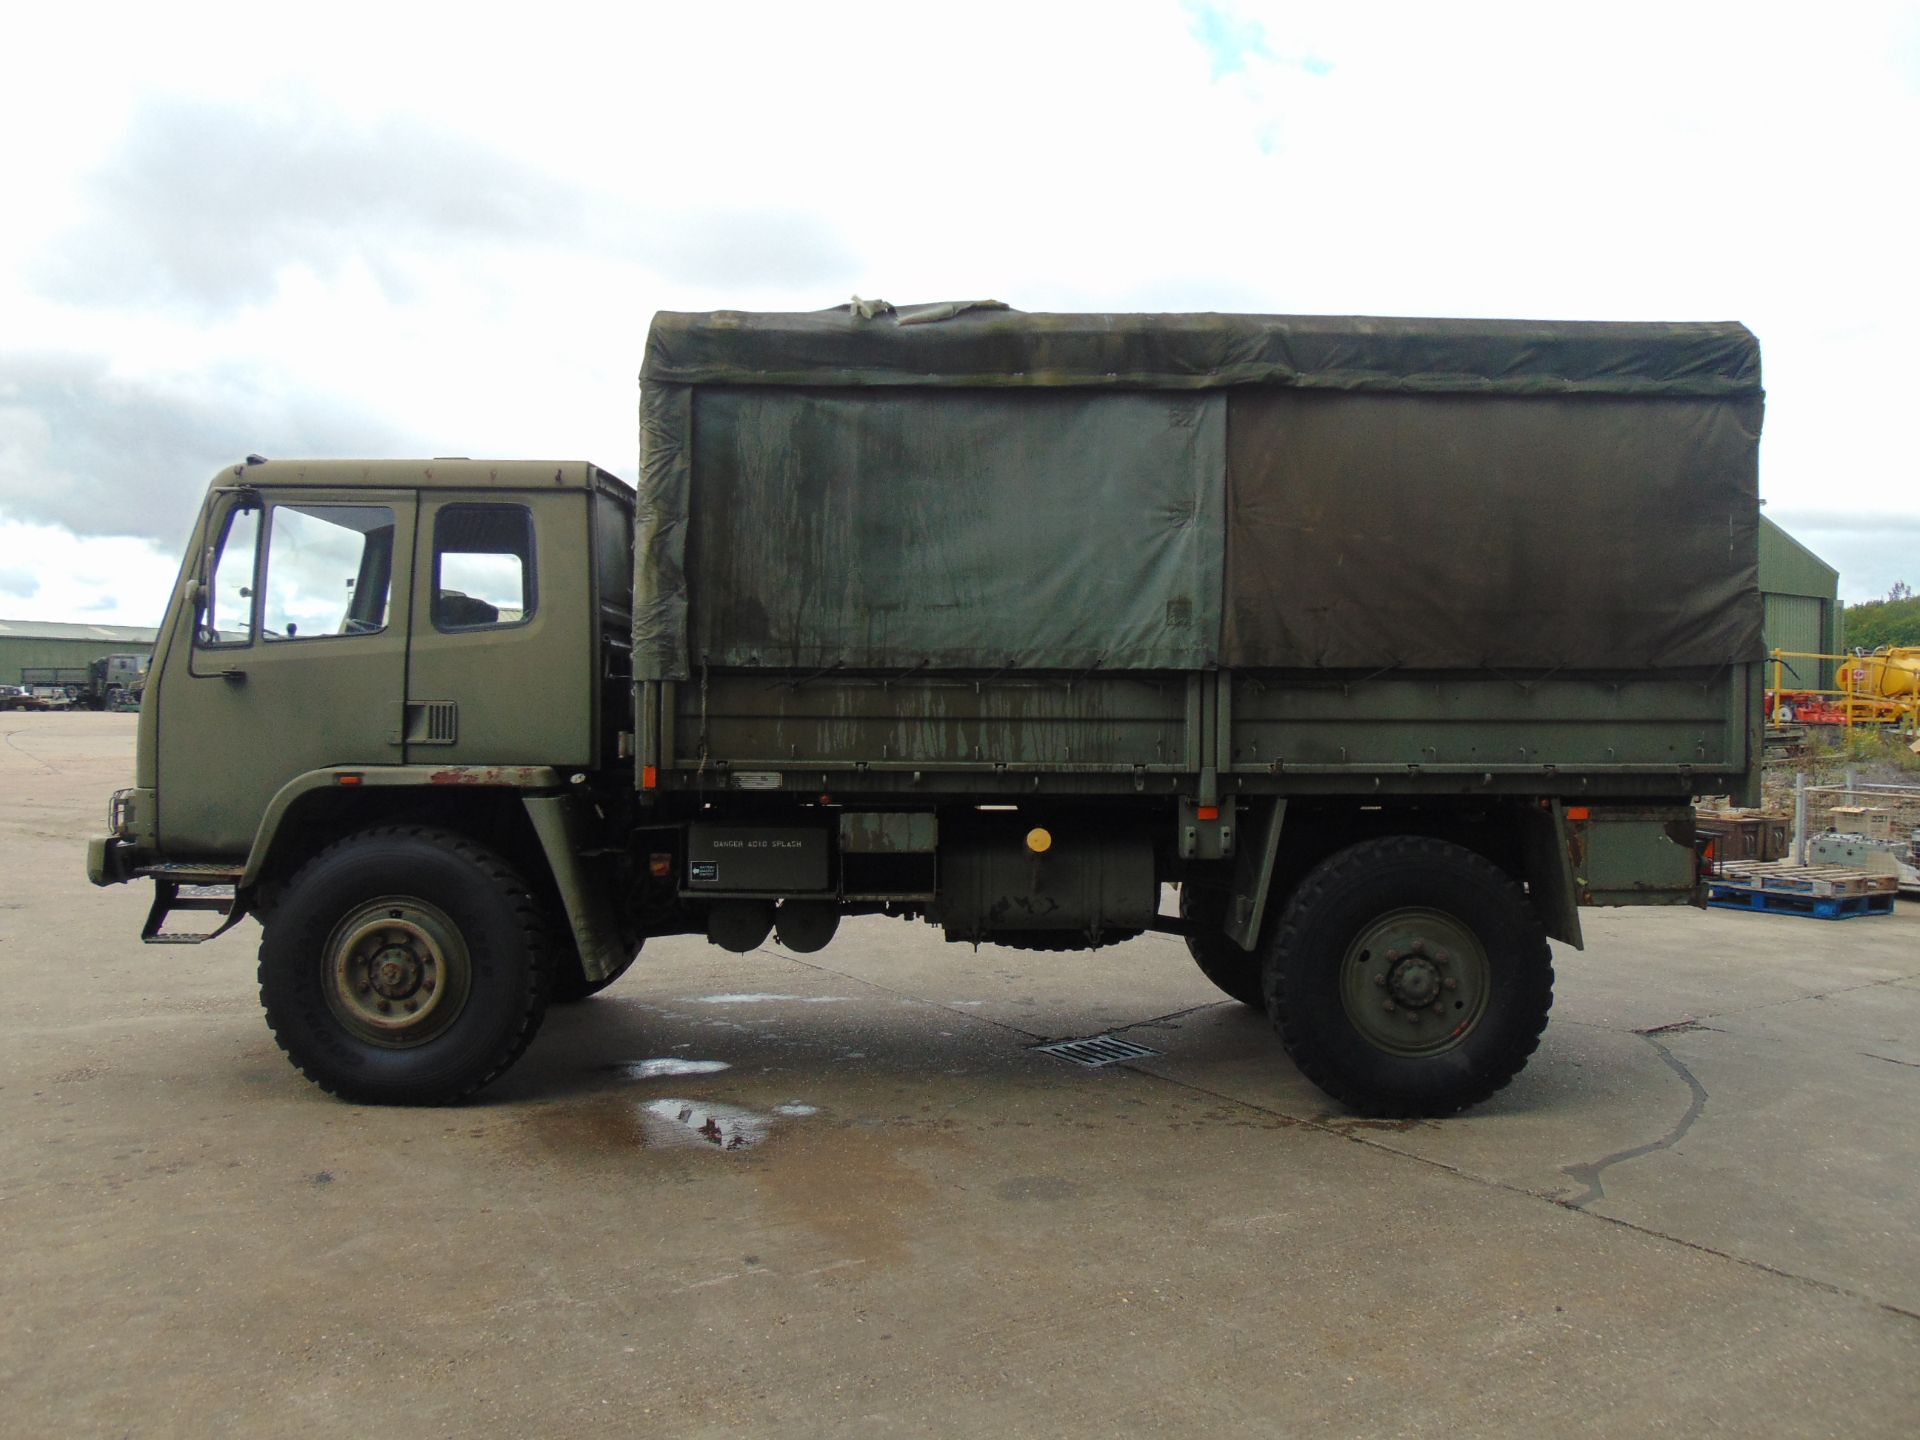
left=322, top=897, right=472, bottom=1048
left=1338, top=907, right=1491, bottom=1057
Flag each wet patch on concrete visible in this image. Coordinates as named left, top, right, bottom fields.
left=612, top=1059, right=732, bottom=1079
left=637, top=1099, right=811, bottom=1153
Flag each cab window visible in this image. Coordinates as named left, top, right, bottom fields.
left=197, top=500, right=261, bottom=647
left=433, top=505, right=535, bottom=631
left=261, top=504, right=397, bottom=641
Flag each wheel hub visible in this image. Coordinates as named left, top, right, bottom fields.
left=370, top=943, right=426, bottom=999
left=1388, top=956, right=1441, bottom=1007
left=323, top=900, right=468, bottom=1046
left=1340, top=908, right=1490, bottom=1058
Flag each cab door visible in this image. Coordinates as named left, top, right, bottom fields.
left=154, top=488, right=417, bottom=855
left=403, top=490, right=593, bottom=766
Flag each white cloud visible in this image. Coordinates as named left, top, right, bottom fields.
left=0, top=520, right=181, bottom=627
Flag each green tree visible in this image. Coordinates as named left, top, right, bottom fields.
left=1843, top=591, right=1920, bottom=650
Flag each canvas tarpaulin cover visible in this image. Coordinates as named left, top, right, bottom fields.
left=636, top=304, right=1762, bottom=681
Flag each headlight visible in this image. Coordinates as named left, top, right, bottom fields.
left=108, top=788, right=136, bottom=838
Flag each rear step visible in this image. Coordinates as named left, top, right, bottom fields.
left=136, top=864, right=249, bottom=944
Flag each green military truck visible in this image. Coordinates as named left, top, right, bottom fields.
left=89, top=305, right=1764, bottom=1115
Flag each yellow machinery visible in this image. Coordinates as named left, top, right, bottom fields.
left=1768, top=648, right=1920, bottom=729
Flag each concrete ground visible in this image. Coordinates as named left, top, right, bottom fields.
left=4, top=713, right=1918, bottom=1438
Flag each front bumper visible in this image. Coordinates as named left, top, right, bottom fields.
left=89, top=787, right=152, bottom=886
left=87, top=835, right=139, bottom=887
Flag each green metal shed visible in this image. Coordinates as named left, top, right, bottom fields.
left=1758, top=517, right=1841, bottom=690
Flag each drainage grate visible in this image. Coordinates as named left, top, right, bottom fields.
left=1033, top=1035, right=1161, bottom=1068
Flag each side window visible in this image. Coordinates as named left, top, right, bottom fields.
left=433, top=505, right=534, bottom=631
left=198, top=500, right=261, bottom=646
left=262, top=504, right=397, bottom=641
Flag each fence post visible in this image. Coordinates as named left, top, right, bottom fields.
left=1794, top=771, right=1808, bottom=866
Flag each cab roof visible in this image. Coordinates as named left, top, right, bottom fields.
left=215, top=458, right=633, bottom=496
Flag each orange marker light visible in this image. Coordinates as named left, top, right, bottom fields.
left=1565, top=806, right=1591, bottom=821
left=335, top=774, right=363, bottom=786
left=1196, top=805, right=1219, bottom=821
left=642, top=765, right=658, bottom=790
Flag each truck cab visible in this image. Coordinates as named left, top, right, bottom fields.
left=91, top=458, right=635, bottom=939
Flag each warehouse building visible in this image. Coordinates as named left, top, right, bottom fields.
left=1759, top=517, right=1842, bottom=690
left=0, top=619, right=158, bottom=686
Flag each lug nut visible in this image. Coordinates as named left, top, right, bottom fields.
left=1385, top=948, right=1401, bottom=962
left=1372, top=974, right=1386, bottom=987
left=1443, top=977, right=1458, bottom=991
left=1405, top=1010, right=1421, bottom=1024
left=1410, top=938, right=1426, bottom=955
left=1434, top=949, right=1450, bottom=964
left=404, top=1001, right=418, bottom=1014
left=1383, top=1001, right=1395, bottom=1012
left=377, top=1001, right=392, bottom=1013
left=422, top=980, right=435, bottom=994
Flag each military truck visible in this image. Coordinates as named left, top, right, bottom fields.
left=22, top=654, right=146, bottom=710
left=88, top=305, right=1765, bottom=1115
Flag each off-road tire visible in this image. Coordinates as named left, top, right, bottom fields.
left=549, top=945, right=640, bottom=1004
left=258, top=826, right=553, bottom=1105
left=1265, top=836, right=1553, bottom=1117
left=1180, top=882, right=1265, bottom=1008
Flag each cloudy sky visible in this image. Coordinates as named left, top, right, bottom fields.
left=1, top=0, right=1915, bottom=623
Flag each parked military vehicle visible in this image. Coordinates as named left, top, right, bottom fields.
left=21, top=666, right=89, bottom=706
left=22, top=653, right=147, bottom=710
left=89, top=305, right=1765, bottom=1114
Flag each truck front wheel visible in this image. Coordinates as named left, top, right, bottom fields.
left=258, top=827, right=553, bottom=1104
left=1265, top=836, right=1553, bottom=1117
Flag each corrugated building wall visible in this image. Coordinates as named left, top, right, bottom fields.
left=1758, top=518, right=1841, bottom=690
left=0, top=620, right=158, bottom=686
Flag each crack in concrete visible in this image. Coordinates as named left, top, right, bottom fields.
left=765, top=945, right=1920, bottom=1327
left=1558, top=1037, right=1708, bottom=1207
left=1863, top=1051, right=1920, bottom=1070
left=1632, top=1017, right=1721, bottom=1036
left=1127, top=1066, right=1920, bottom=1329
left=1693, top=970, right=1920, bottom=1021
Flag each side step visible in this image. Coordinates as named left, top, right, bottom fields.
left=136, top=864, right=249, bottom=944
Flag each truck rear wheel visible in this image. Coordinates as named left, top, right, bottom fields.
left=1265, top=836, right=1553, bottom=1117
left=1180, top=883, right=1264, bottom=1008
left=258, top=827, right=553, bottom=1104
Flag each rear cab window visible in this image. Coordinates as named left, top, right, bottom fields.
left=432, top=505, right=536, bottom=631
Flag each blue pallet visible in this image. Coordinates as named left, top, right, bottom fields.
left=1707, top=883, right=1896, bottom=920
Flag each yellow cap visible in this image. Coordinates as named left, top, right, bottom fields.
left=1025, top=827, right=1053, bottom=854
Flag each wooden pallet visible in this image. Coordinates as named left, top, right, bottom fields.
left=1707, top=883, right=1896, bottom=921
left=1711, top=860, right=1900, bottom=898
